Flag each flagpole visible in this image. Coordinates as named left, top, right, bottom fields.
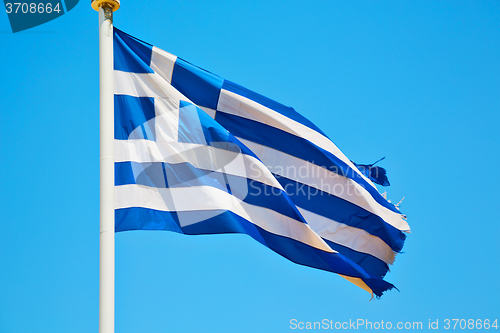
left=91, top=0, right=120, bottom=332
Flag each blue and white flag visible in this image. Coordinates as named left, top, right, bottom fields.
left=113, top=28, right=410, bottom=297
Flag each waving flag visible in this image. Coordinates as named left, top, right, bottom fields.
left=113, top=27, right=410, bottom=297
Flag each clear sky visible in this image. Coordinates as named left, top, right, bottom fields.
left=1, top=1, right=499, bottom=332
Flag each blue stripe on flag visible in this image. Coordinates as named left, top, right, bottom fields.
left=115, top=95, right=156, bottom=140
left=114, top=28, right=154, bottom=74
left=274, top=174, right=406, bottom=252
left=244, top=179, right=306, bottom=222
left=115, top=161, right=228, bottom=192
left=172, top=59, right=224, bottom=110
left=115, top=206, right=394, bottom=297
left=116, top=207, right=182, bottom=233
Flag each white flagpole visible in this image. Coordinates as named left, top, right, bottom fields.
left=91, top=0, right=120, bottom=332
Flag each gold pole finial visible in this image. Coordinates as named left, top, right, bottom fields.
left=91, top=0, right=120, bottom=12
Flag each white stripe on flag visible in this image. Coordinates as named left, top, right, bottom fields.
left=198, top=106, right=216, bottom=119
left=150, top=46, right=177, bottom=84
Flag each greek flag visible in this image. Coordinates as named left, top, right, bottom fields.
left=113, top=28, right=410, bottom=297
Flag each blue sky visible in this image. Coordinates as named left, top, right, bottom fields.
left=1, top=1, right=499, bottom=332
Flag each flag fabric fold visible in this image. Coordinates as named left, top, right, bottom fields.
left=113, top=27, right=410, bottom=297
